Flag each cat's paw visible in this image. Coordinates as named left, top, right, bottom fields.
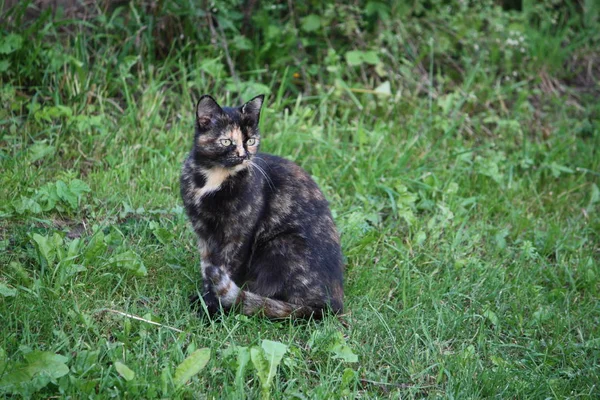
left=189, top=291, right=220, bottom=317
left=202, top=290, right=220, bottom=315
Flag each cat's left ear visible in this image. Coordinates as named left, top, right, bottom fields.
left=240, top=94, right=265, bottom=125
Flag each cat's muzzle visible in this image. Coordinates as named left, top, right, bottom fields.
left=224, top=155, right=250, bottom=168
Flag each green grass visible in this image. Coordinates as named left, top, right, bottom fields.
left=1, top=1, right=599, bottom=398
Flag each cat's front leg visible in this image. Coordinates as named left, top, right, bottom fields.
left=204, top=265, right=241, bottom=309
left=189, top=240, right=221, bottom=316
left=195, top=239, right=240, bottom=315
left=190, top=265, right=220, bottom=316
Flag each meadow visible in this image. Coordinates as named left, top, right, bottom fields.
left=1, top=0, right=599, bottom=398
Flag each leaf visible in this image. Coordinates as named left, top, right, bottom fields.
left=62, top=264, right=87, bottom=279
left=84, top=231, right=107, bottom=262
left=0, top=367, right=31, bottom=392
left=375, top=62, right=388, bottom=77
left=250, top=347, right=269, bottom=395
left=118, top=55, right=139, bottom=76
left=56, top=180, right=78, bottom=209
left=341, top=367, right=356, bottom=386
left=0, top=351, right=70, bottom=395
left=345, top=50, right=365, bottom=67
left=0, top=283, right=17, bottom=297
left=345, top=50, right=380, bottom=66
left=199, top=58, right=225, bottom=78
left=152, top=227, right=174, bottom=245
left=13, top=196, right=41, bottom=215
left=233, top=35, right=253, bottom=51
left=160, top=367, right=171, bottom=396
left=23, top=352, right=69, bottom=379
left=106, top=250, right=147, bottom=277
left=114, top=361, right=135, bottom=381
left=262, top=340, right=288, bottom=384
left=361, top=51, right=380, bottom=65
left=325, top=332, right=358, bottom=363
left=251, top=340, right=288, bottom=399
left=56, top=179, right=90, bottom=210
left=483, top=309, right=499, bottom=326
left=233, top=346, right=250, bottom=393
left=0, top=34, right=23, bottom=54
left=301, top=15, right=322, bottom=32
left=173, top=348, right=211, bottom=389
left=374, top=81, right=391, bottom=96
left=28, top=142, right=55, bottom=163
left=8, top=262, right=32, bottom=288
left=475, top=155, right=503, bottom=184
left=71, top=350, right=100, bottom=374
left=32, top=233, right=62, bottom=267
left=66, top=238, right=81, bottom=259
left=35, top=183, right=60, bottom=211
left=330, top=343, right=358, bottom=363
left=34, top=105, right=72, bottom=122
left=548, top=162, right=574, bottom=178
left=69, top=179, right=91, bottom=197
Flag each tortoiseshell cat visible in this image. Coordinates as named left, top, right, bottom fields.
left=180, top=95, right=343, bottom=319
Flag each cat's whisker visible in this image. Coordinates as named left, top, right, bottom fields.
left=245, top=161, right=255, bottom=179
left=252, top=155, right=273, bottom=170
left=250, top=161, right=276, bottom=191
left=249, top=161, right=270, bottom=189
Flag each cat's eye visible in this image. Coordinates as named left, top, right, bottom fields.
left=246, top=138, right=257, bottom=146
left=220, top=139, right=232, bottom=146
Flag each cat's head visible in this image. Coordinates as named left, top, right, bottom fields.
left=192, top=94, right=264, bottom=170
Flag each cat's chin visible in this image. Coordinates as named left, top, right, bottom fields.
left=221, top=159, right=250, bottom=173
left=232, top=162, right=249, bottom=172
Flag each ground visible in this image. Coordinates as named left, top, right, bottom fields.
left=0, top=1, right=599, bottom=398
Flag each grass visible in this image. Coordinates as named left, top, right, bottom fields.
left=1, top=1, right=599, bottom=398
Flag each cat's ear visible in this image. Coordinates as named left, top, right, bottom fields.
left=196, top=95, right=224, bottom=128
left=240, top=94, right=265, bottom=124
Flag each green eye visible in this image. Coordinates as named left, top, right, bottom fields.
left=220, top=139, right=232, bottom=146
left=246, top=138, right=257, bottom=146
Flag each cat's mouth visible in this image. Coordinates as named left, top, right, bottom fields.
left=223, top=157, right=251, bottom=170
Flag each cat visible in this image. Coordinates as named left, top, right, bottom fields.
left=180, top=94, right=344, bottom=319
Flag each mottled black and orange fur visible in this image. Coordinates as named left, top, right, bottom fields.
left=180, top=95, right=344, bottom=319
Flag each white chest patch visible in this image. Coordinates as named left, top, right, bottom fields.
left=193, top=164, right=247, bottom=202
left=193, top=167, right=231, bottom=200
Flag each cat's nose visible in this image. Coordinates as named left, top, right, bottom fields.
left=237, top=148, right=247, bottom=158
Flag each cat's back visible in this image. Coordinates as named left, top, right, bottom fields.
left=253, top=153, right=343, bottom=305
left=254, top=152, right=339, bottom=243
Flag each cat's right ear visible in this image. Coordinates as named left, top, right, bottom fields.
left=196, top=95, right=223, bottom=128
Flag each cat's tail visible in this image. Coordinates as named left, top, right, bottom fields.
left=204, top=266, right=327, bottom=319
